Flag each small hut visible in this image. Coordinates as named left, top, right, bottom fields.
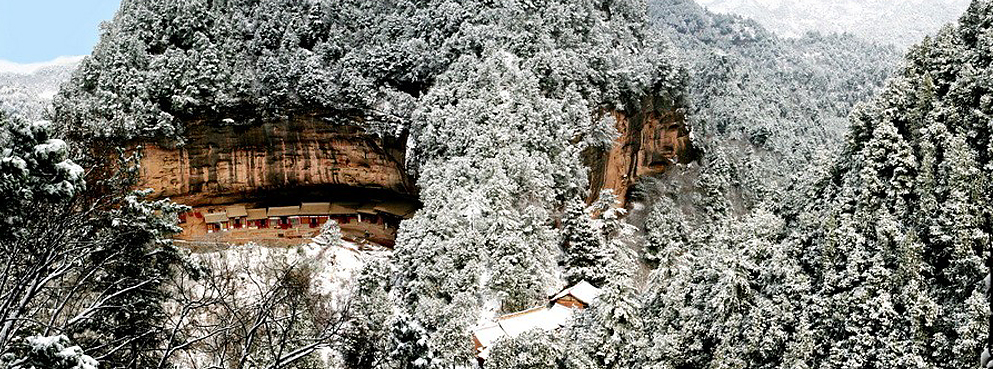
left=267, top=206, right=300, bottom=229
left=246, top=208, right=268, bottom=229
left=471, top=281, right=602, bottom=360
left=550, top=280, right=602, bottom=309
left=204, top=212, right=228, bottom=233
left=300, top=202, right=331, bottom=228
left=225, top=205, right=248, bottom=229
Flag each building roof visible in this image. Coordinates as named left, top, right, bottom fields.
left=497, top=306, right=571, bottom=337
left=356, top=204, right=378, bottom=215
left=374, top=202, right=418, bottom=218
left=299, top=202, right=331, bottom=215
left=472, top=304, right=576, bottom=358
left=471, top=281, right=600, bottom=358
left=204, top=212, right=228, bottom=223
left=472, top=323, right=505, bottom=348
left=225, top=205, right=248, bottom=218
left=551, top=280, right=602, bottom=305
left=246, top=208, right=267, bottom=220
left=267, top=206, right=300, bottom=217
left=328, top=204, right=354, bottom=215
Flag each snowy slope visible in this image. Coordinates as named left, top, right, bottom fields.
left=695, top=0, right=972, bottom=47
left=0, top=56, right=85, bottom=75
left=0, top=56, right=83, bottom=120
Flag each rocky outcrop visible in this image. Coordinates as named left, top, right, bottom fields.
left=586, top=97, right=694, bottom=205
left=137, top=115, right=413, bottom=206
left=135, top=101, right=688, bottom=212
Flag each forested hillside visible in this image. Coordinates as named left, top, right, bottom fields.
left=32, top=0, right=686, bottom=367
left=54, top=0, right=679, bottom=144
left=635, top=0, right=898, bottom=255
left=696, top=0, right=973, bottom=48
left=0, top=0, right=989, bottom=368
left=632, top=1, right=991, bottom=368
left=0, top=57, right=81, bottom=121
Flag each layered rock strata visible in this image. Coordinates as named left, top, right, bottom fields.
left=136, top=115, right=413, bottom=206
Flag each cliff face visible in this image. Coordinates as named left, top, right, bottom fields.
left=586, top=98, right=693, bottom=204
left=138, top=116, right=413, bottom=206
left=136, top=103, right=688, bottom=210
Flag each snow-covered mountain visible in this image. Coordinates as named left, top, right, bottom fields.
left=695, top=0, right=972, bottom=47
left=0, top=56, right=83, bottom=120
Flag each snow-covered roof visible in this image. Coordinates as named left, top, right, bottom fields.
left=498, top=307, right=567, bottom=337
left=473, top=323, right=505, bottom=348
left=545, top=303, right=574, bottom=323
left=472, top=304, right=577, bottom=354
left=204, top=212, right=228, bottom=223
left=551, top=280, right=602, bottom=305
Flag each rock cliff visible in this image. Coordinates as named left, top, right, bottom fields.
left=137, top=115, right=413, bottom=206
left=135, top=102, right=690, bottom=211
left=586, top=97, right=694, bottom=204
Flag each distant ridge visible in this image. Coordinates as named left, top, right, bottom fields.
left=1, top=55, right=84, bottom=120
left=0, top=55, right=86, bottom=75
left=695, top=0, right=971, bottom=47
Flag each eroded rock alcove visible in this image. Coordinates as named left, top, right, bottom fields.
left=586, top=97, right=694, bottom=205
left=135, top=115, right=417, bottom=247
left=131, top=99, right=691, bottom=246
left=138, top=115, right=413, bottom=206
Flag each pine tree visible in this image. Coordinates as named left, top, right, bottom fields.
left=2, top=335, right=98, bottom=369
left=561, top=199, right=613, bottom=286
left=484, top=330, right=563, bottom=369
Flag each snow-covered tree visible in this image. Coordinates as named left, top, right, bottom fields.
left=634, top=2, right=992, bottom=368
left=0, top=117, right=84, bottom=238
left=0, top=112, right=189, bottom=368
left=340, top=258, right=393, bottom=368
left=561, top=190, right=638, bottom=286
left=484, top=330, right=563, bottom=369
left=2, top=335, right=98, bottom=369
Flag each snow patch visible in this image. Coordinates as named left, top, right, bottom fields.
left=56, top=160, right=85, bottom=179
left=36, top=90, right=57, bottom=100
left=33, top=138, right=67, bottom=160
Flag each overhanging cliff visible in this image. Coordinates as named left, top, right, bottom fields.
left=586, top=97, right=694, bottom=205
left=137, top=115, right=414, bottom=207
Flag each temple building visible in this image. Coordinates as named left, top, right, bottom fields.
left=471, top=281, right=602, bottom=360
left=177, top=200, right=418, bottom=247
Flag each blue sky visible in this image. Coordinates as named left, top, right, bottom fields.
left=0, top=0, right=122, bottom=63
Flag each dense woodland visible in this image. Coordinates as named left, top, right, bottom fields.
left=696, top=0, right=973, bottom=48
left=0, top=0, right=990, bottom=368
